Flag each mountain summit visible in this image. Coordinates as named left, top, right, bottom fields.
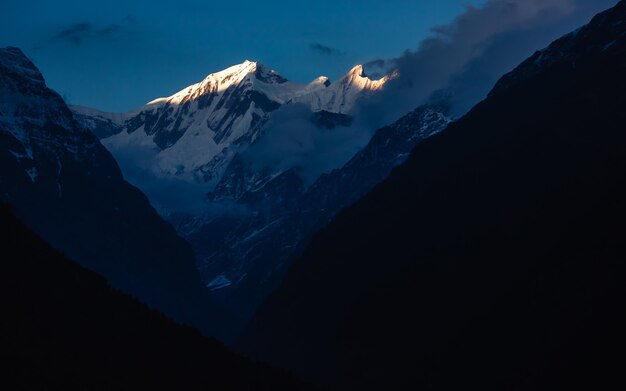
left=73, top=61, right=391, bottom=186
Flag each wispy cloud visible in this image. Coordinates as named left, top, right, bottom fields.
left=242, top=103, right=368, bottom=184
left=99, top=24, right=123, bottom=36
left=41, top=16, right=137, bottom=47
left=310, top=42, right=345, bottom=56
left=50, top=22, right=93, bottom=45
left=356, top=0, right=618, bottom=126
left=364, top=59, right=386, bottom=69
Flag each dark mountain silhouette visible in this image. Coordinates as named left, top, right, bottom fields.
left=0, top=205, right=307, bottom=390
left=0, top=47, right=231, bottom=340
left=239, top=2, right=626, bottom=389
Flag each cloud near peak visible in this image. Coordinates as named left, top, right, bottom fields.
left=357, top=0, right=618, bottom=127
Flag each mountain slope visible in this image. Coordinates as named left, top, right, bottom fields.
left=0, top=205, right=307, bottom=390
left=0, top=46, right=230, bottom=340
left=239, top=2, right=626, bottom=389
left=183, top=103, right=450, bottom=326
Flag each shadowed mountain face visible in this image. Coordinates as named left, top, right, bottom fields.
left=239, top=2, right=626, bottom=389
left=0, top=47, right=231, bottom=340
left=0, top=205, right=308, bottom=390
left=181, top=103, right=450, bottom=328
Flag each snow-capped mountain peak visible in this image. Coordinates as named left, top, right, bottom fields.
left=347, top=64, right=365, bottom=76
left=147, top=60, right=262, bottom=106
left=342, top=64, right=391, bottom=90
left=137, top=61, right=392, bottom=115
left=310, top=75, right=331, bottom=86
left=74, top=60, right=395, bottom=189
left=291, top=64, right=392, bottom=113
left=252, top=61, right=289, bottom=84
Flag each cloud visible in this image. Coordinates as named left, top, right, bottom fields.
left=310, top=42, right=345, bottom=56
left=99, top=24, right=123, bottom=36
left=242, top=104, right=370, bottom=184
left=363, top=58, right=387, bottom=79
left=364, top=59, right=386, bottom=70
left=244, top=0, right=618, bottom=187
left=352, top=0, right=617, bottom=129
left=104, top=141, right=222, bottom=215
left=50, top=22, right=93, bottom=45
left=44, top=16, right=137, bottom=47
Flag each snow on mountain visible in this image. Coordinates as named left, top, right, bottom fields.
left=0, top=46, right=97, bottom=187
left=76, top=61, right=391, bottom=189
left=290, top=65, right=394, bottom=113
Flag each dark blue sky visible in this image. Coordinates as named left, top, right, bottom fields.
left=1, top=0, right=485, bottom=112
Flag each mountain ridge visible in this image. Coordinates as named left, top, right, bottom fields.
left=74, top=60, right=392, bottom=185
left=0, top=46, right=232, bottom=340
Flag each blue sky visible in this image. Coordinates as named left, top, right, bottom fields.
left=1, top=0, right=485, bottom=112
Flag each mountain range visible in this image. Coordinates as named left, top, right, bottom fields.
left=2, top=1, right=625, bottom=389
left=73, top=61, right=391, bottom=186
left=72, top=58, right=453, bottom=326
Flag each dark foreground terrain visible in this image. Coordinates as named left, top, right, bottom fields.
left=0, top=205, right=307, bottom=390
